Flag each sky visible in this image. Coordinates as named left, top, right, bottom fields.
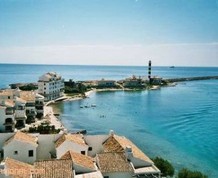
left=0, top=0, right=218, bottom=66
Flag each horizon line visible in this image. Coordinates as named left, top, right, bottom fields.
left=0, top=62, right=218, bottom=68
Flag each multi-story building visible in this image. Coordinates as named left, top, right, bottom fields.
left=0, top=100, right=15, bottom=132
left=38, top=72, right=65, bottom=101
left=0, top=89, right=44, bottom=132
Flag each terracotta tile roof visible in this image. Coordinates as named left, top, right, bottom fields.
left=96, top=152, right=133, bottom=173
left=33, top=159, right=73, bottom=178
left=103, top=135, right=153, bottom=164
left=0, top=90, right=13, bottom=96
left=55, top=134, right=87, bottom=148
left=15, top=97, right=27, bottom=104
left=4, top=157, right=34, bottom=178
left=4, top=131, right=38, bottom=147
left=61, top=150, right=95, bottom=170
left=4, top=99, right=15, bottom=107
left=20, top=91, right=35, bottom=102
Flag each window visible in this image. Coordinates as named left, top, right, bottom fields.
left=88, top=147, right=92, bottom=151
left=14, top=151, right=18, bottom=155
left=81, top=151, right=85, bottom=155
left=8, top=96, right=10, bottom=99
left=29, top=150, right=34, bottom=157
left=104, top=176, right=109, bottom=178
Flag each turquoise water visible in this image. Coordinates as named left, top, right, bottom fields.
left=0, top=64, right=218, bottom=177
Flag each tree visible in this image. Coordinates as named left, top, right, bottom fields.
left=178, top=168, right=208, bottom=178
left=152, top=157, right=174, bottom=177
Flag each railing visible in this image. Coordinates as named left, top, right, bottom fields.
left=35, top=101, right=44, bottom=105
left=5, top=110, right=14, bottom=115
left=4, top=121, right=14, bottom=125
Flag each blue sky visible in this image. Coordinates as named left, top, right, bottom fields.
left=0, top=0, right=217, bottom=66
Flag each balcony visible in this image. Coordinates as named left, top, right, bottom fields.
left=35, top=101, right=44, bottom=106
left=5, top=126, right=13, bottom=132
left=36, top=106, right=44, bottom=110
left=16, top=106, right=25, bottom=110
left=26, top=103, right=35, bottom=107
left=4, top=118, right=15, bottom=126
left=5, top=109, right=14, bottom=115
left=26, top=110, right=37, bottom=116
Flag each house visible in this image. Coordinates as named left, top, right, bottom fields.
left=55, top=133, right=89, bottom=159
left=97, top=79, right=116, bottom=88
left=96, top=152, right=133, bottom=178
left=4, top=157, right=34, bottom=178
left=150, top=76, right=163, bottom=85
left=1, top=158, right=72, bottom=178
left=102, top=132, right=161, bottom=178
left=123, top=76, right=144, bottom=88
left=61, top=150, right=97, bottom=174
left=38, top=72, right=65, bottom=101
left=3, top=132, right=38, bottom=164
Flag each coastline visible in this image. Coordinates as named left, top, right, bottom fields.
left=46, top=87, right=159, bottom=130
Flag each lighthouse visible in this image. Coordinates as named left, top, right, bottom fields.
left=148, top=60, right=151, bottom=83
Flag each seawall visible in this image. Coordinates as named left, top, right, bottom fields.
left=165, top=76, right=218, bottom=83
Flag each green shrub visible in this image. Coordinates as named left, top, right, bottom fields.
left=178, top=168, right=208, bottom=178
left=152, top=157, right=174, bottom=177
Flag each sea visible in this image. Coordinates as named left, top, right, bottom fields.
left=0, top=64, right=218, bottom=177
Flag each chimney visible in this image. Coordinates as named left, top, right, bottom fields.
left=109, top=130, right=114, bottom=137
left=125, top=146, right=133, bottom=160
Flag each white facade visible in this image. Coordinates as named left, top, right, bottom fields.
left=0, top=89, right=45, bottom=131
left=3, top=140, right=37, bottom=164
left=38, top=72, right=64, bottom=101
left=102, top=172, right=133, bottom=178
left=0, top=106, right=15, bottom=133
left=56, top=140, right=88, bottom=159
left=36, top=134, right=61, bottom=159
left=84, top=135, right=108, bottom=157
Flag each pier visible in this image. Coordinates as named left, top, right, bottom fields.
left=165, top=76, right=218, bottom=83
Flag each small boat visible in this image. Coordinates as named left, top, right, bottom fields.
left=75, top=129, right=87, bottom=134
left=150, top=85, right=160, bottom=90
left=91, top=104, right=96, bottom=107
left=170, top=66, right=175, bottom=68
left=80, top=105, right=83, bottom=108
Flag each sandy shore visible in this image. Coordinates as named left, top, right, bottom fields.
left=44, top=106, right=66, bottom=131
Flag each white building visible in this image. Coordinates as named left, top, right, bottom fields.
left=55, top=133, right=89, bottom=159
left=3, top=132, right=38, bottom=164
left=38, top=72, right=65, bottom=101
left=97, top=79, right=116, bottom=88
left=0, top=89, right=45, bottom=132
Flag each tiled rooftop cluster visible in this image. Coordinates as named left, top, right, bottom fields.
left=0, top=131, right=161, bottom=178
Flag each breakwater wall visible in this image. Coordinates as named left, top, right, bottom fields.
left=165, top=76, right=218, bottom=83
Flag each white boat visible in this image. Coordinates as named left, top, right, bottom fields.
left=150, top=85, right=160, bottom=90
